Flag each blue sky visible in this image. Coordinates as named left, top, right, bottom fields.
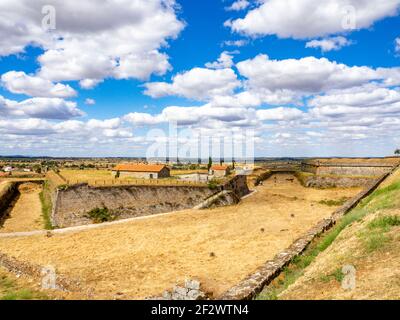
left=0, top=0, right=400, bottom=158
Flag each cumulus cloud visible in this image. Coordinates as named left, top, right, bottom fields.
left=256, top=107, right=304, bottom=121
left=226, top=0, right=250, bottom=11
left=309, top=86, right=400, bottom=118
left=0, top=0, right=184, bottom=84
left=205, top=52, right=236, bottom=69
left=1, top=71, right=77, bottom=98
left=84, top=98, right=96, bottom=105
left=306, top=36, right=353, bottom=52
left=144, top=67, right=240, bottom=100
left=123, top=112, right=164, bottom=125
left=223, top=40, right=249, bottom=47
left=226, top=0, right=400, bottom=39
left=396, top=37, right=400, bottom=54
left=160, top=105, right=253, bottom=125
left=237, top=54, right=382, bottom=94
left=0, top=96, right=84, bottom=119
left=79, top=79, right=103, bottom=90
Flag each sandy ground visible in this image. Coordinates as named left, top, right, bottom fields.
left=0, top=183, right=43, bottom=233
left=279, top=209, right=400, bottom=300
left=0, top=174, right=361, bottom=299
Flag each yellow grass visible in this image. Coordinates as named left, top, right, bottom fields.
left=58, top=169, right=207, bottom=187
left=59, top=169, right=113, bottom=182
left=0, top=183, right=43, bottom=233
left=0, top=174, right=361, bottom=299
left=171, top=169, right=209, bottom=175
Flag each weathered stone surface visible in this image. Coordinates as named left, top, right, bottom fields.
left=185, top=279, right=201, bottom=290
left=149, top=279, right=208, bottom=300
left=173, top=286, right=189, bottom=296
left=162, top=291, right=172, bottom=300
left=187, top=289, right=202, bottom=300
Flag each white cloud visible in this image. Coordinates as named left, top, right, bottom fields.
left=237, top=54, right=382, bottom=94
left=1, top=71, right=76, bottom=98
left=144, top=67, right=240, bottom=100
left=226, top=0, right=400, bottom=39
left=123, top=112, right=164, bottom=125
left=306, top=36, right=352, bottom=52
left=0, top=96, right=84, bottom=119
left=86, top=118, right=121, bottom=130
left=256, top=107, right=304, bottom=121
left=396, top=37, right=400, bottom=54
left=0, top=0, right=184, bottom=84
left=310, top=87, right=400, bottom=108
left=309, top=86, right=400, bottom=118
left=160, top=105, right=254, bottom=125
left=79, top=79, right=103, bottom=90
left=226, top=0, right=250, bottom=11
left=205, top=51, right=236, bottom=69
left=223, top=40, right=249, bottom=47
left=84, top=98, right=96, bottom=105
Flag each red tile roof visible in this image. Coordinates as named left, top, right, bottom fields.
left=114, top=164, right=168, bottom=173
left=211, top=165, right=229, bottom=171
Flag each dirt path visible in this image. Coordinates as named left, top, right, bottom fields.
left=0, top=176, right=361, bottom=299
left=0, top=183, right=43, bottom=233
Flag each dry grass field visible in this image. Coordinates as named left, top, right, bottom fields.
left=0, top=183, right=43, bottom=233
left=59, top=169, right=114, bottom=183
left=58, top=169, right=207, bottom=186
left=0, top=174, right=361, bottom=299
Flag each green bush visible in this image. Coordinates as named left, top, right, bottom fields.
left=318, top=197, right=349, bottom=207
left=85, top=207, right=115, bottom=223
left=207, top=178, right=220, bottom=190
left=39, top=181, right=53, bottom=230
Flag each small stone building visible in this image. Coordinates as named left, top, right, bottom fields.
left=112, top=164, right=170, bottom=179
left=209, top=165, right=230, bottom=177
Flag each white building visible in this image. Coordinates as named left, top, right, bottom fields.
left=112, top=163, right=170, bottom=179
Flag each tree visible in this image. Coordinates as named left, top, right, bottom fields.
left=395, top=149, right=400, bottom=156
left=115, top=170, right=120, bottom=179
left=207, top=156, right=212, bottom=171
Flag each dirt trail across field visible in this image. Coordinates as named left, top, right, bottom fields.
left=0, top=183, right=43, bottom=233
left=0, top=174, right=361, bottom=299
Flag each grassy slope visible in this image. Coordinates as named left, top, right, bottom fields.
left=259, top=169, right=400, bottom=300
left=0, top=267, right=48, bottom=300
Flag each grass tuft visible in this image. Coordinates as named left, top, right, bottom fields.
left=318, top=197, right=350, bottom=207
left=39, top=181, right=54, bottom=230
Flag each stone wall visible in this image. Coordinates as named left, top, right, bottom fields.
left=316, top=165, right=392, bottom=176
left=222, top=175, right=250, bottom=198
left=297, top=174, right=375, bottom=188
left=51, top=175, right=250, bottom=228
left=0, top=182, right=18, bottom=220
left=52, top=184, right=217, bottom=228
left=301, top=162, right=393, bottom=176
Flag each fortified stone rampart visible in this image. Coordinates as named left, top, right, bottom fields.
left=301, top=162, right=393, bottom=176
left=52, top=175, right=250, bottom=228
